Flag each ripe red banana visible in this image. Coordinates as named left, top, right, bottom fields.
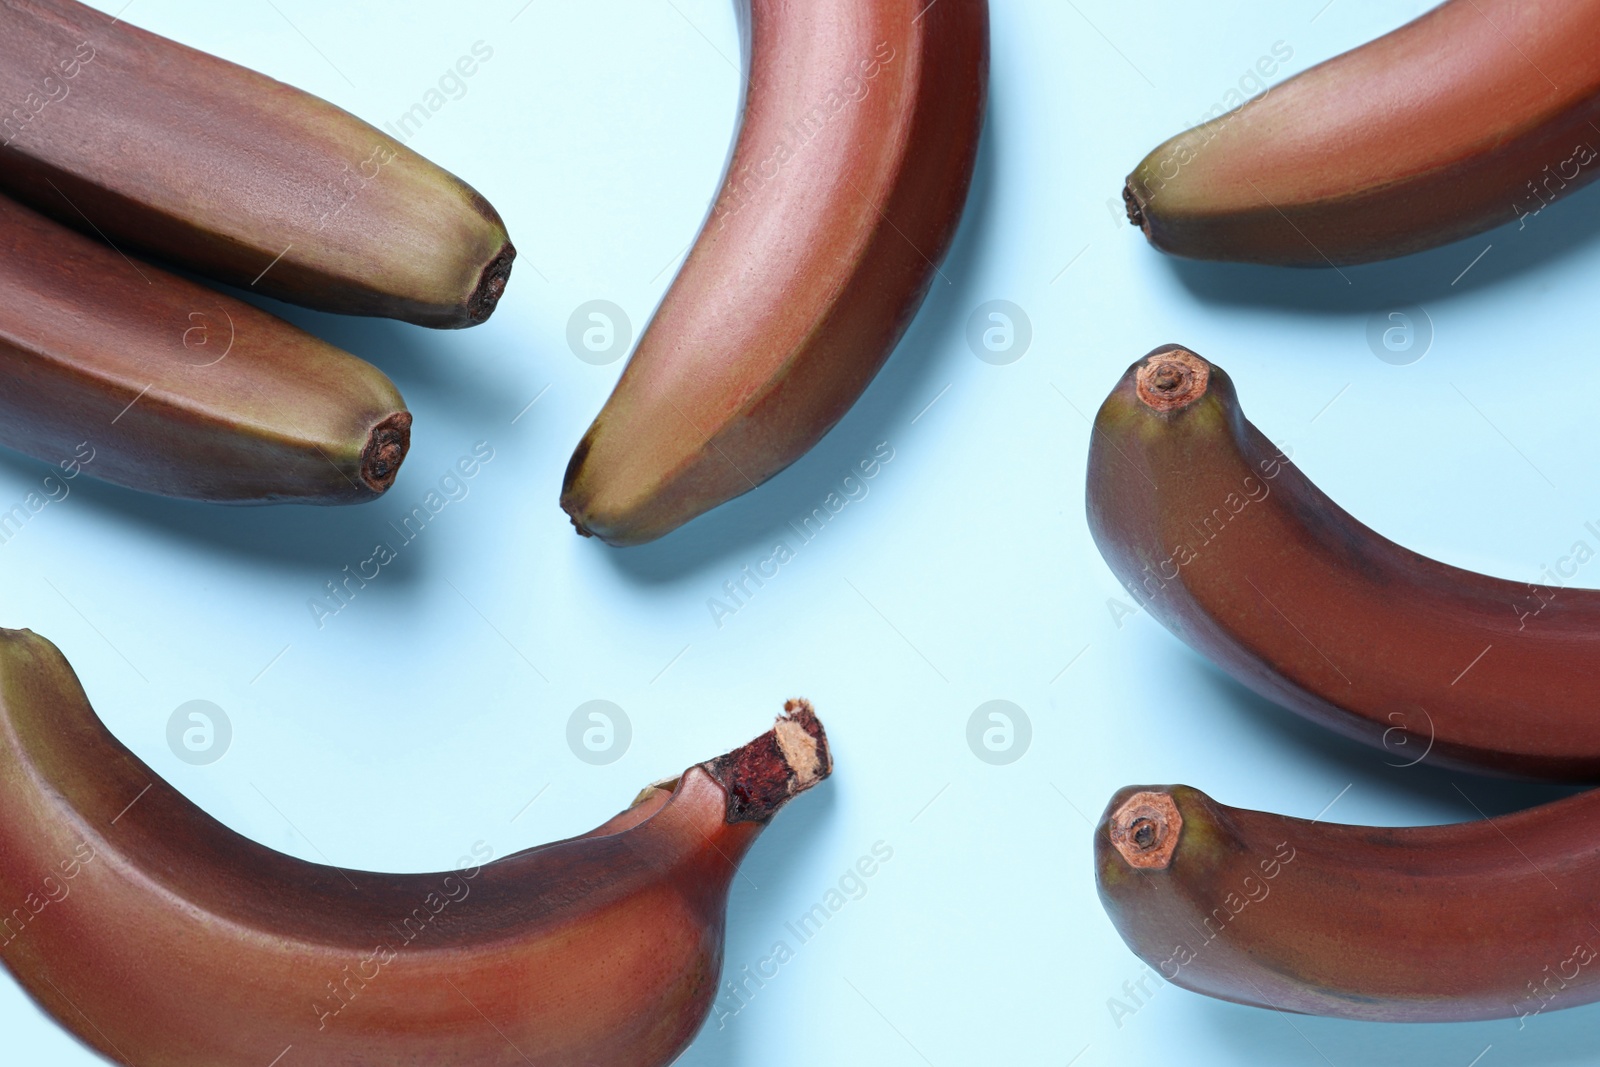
left=0, top=194, right=410, bottom=504
left=1086, top=345, right=1600, bottom=780
left=1124, top=0, right=1600, bottom=264
left=0, top=0, right=513, bottom=327
left=561, top=0, right=988, bottom=545
left=1097, top=782, right=1600, bottom=1022
left=0, top=627, right=831, bottom=1066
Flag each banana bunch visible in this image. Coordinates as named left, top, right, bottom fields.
left=0, top=0, right=515, bottom=503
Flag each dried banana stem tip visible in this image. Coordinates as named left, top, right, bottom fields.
left=1109, top=791, right=1183, bottom=869
left=361, top=412, right=413, bottom=493
left=705, top=700, right=833, bottom=824
left=1123, top=182, right=1147, bottom=230
left=466, top=243, right=517, bottom=326
left=1135, top=348, right=1210, bottom=413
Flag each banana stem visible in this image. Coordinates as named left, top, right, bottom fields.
left=1108, top=791, right=1183, bottom=870
left=702, top=700, right=831, bottom=824
left=359, top=412, right=413, bottom=492
left=1135, top=348, right=1210, bottom=413
left=466, top=244, right=519, bottom=326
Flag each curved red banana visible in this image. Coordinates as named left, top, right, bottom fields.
left=1125, top=0, right=1600, bottom=264
left=1098, top=782, right=1600, bottom=1022
left=1087, top=345, right=1600, bottom=780
left=562, top=0, right=988, bottom=545
left=0, top=628, right=831, bottom=1065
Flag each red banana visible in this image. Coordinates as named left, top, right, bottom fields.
left=0, top=193, right=409, bottom=504
left=1124, top=0, right=1600, bottom=264
left=1097, top=782, right=1600, bottom=1022
left=0, top=626, right=831, bottom=1065
left=561, top=0, right=988, bottom=545
left=0, top=0, right=514, bottom=327
left=1087, top=345, right=1600, bottom=780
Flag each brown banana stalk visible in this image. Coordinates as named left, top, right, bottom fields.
left=1086, top=345, right=1600, bottom=779
left=1124, top=0, right=1600, bottom=264
left=1097, top=782, right=1600, bottom=1022
left=0, top=193, right=409, bottom=504
left=0, top=0, right=514, bottom=327
left=561, top=0, right=988, bottom=545
left=0, top=626, right=831, bottom=1066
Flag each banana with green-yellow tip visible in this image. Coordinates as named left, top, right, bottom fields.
left=0, top=0, right=514, bottom=327
left=0, top=194, right=410, bottom=504
left=561, top=0, right=988, bottom=545
left=1124, top=0, right=1600, bottom=264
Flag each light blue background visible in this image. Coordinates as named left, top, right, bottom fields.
left=4, top=0, right=1597, bottom=1063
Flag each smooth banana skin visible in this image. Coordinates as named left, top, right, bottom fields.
left=0, top=0, right=514, bottom=327
left=1124, top=0, right=1600, bottom=264
left=0, top=194, right=409, bottom=503
left=561, top=0, right=988, bottom=545
left=1087, top=345, right=1600, bottom=780
left=1097, top=783, right=1600, bottom=1021
left=0, top=628, right=832, bottom=1066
